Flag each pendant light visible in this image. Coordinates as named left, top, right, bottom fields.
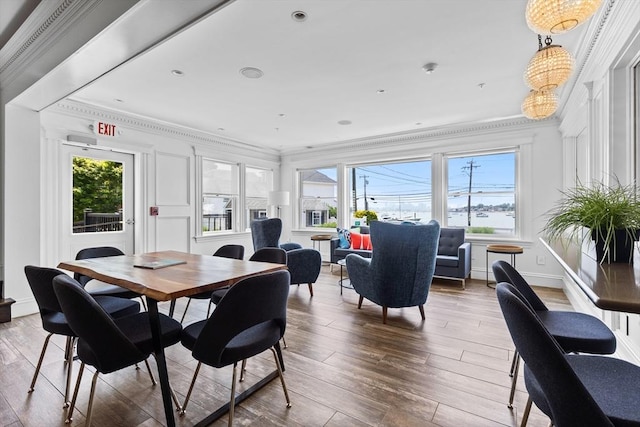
left=525, top=35, right=574, bottom=91
left=526, top=0, right=603, bottom=35
left=522, top=89, right=558, bottom=120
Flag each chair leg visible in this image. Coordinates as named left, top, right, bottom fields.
left=358, top=295, right=364, bottom=309
left=84, top=370, right=100, bottom=427
left=139, top=296, right=147, bottom=311
left=307, top=283, right=314, bottom=297
left=270, top=347, right=292, bottom=408
left=418, top=305, right=425, bottom=320
left=180, top=361, right=201, bottom=415
left=229, top=362, right=238, bottom=427
left=274, top=341, right=285, bottom=371
left=144, top=358, right=156, bottom=385
left=509, top=350, right=519, bottom=377
left=509, top=354, right=521, bottom=408
left=382, top=306, right=388, bottom=324
left=63, top=337, right=77, bottom=408
left=239, top=359, right=247, bottom=382
left=180, top=298, right=192, bottom=324
left=281, top=336, right=288, bottom=349
left=28, top=333, right=53, bottom=393
left=66, top=362, right=85, bottom=423
left=206, top=300, right=213, bottom=318
left=520, top=396, right=533, bottom=427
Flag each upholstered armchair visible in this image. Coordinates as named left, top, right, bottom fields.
left=346, top=220, right=440, bottom=323
left=250, top=218, right=321, bottom=296
left=433, top=228, right=471, bottom=289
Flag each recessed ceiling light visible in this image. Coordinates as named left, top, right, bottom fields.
left=217, top=128, right=225, bottom=131
left=278, top=113, right=286, bottom=117
left=240, top=67, right=264, bottom=78
left=416, top=122, right=422, bottom=125
left=291, top=11, right=307, bottom=22
left=114, top=98, right=124, bottom=103
left=422, top=63, right=438, bottom=74
left=376, top=89, right=386, bottom=94
left=338, top=120, right=352, bottom=125
left=171, top=69, right=185, bottom=77
left=478, top=83, right=486, bottom=89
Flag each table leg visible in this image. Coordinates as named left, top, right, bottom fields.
left=147, top=298, right=176, bottom=427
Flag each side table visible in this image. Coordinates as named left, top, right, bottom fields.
left=311, top=234, right=333, bottom=265
left=337, top=259, right=353, bottom=295
left=486, top=244, right=523, bottom=288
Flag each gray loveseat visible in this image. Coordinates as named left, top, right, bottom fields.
left=331, top=225, right=471, bottom=288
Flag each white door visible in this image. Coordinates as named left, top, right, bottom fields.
left=60, top=145, right=135, bottom=260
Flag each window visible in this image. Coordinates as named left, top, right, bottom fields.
left=202, top=160, right=238, bottom=233
left=299, top=168, right=337, bottom=228
left=245, top=166, right=273, bottom=225
left=348, top=160, right=432, bottom=225
left=446, top=152, right=516, bottom=235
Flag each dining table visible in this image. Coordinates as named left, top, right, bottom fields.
left=58, top=250, right=288, bottom=427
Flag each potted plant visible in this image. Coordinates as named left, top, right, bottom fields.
left=543, top=179, right=640, bottom=263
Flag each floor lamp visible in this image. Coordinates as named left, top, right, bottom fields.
left=268, top=190, right=289, bottom=218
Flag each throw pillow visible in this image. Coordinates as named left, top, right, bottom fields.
left=351, top=232, right=364, bottom=250
left=362, top=234, right=372, bottom=250
left=336, top=228, right=351, bottom=249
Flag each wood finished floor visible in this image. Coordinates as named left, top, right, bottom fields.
left=0, top=266, right=573, bottom=427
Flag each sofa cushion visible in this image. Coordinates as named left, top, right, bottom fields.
left=335, top=247, right=372, bottom=259
left=351, top=232, right=372, bottom=250
left=336, top=228, right=351, bottom=249
left=436, top=255, right=459, bottom=268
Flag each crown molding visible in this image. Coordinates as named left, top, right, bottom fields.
left=50, top=99, right=281, bottom=163
left=282, top=115, right=557, bottom=161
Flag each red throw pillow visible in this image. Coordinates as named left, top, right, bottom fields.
left=362, top=234, right=372, bottom=250
left=350, top=232, right=363, bottom=249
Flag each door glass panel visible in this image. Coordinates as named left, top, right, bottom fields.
left=72, top=156, right=124, bottom=233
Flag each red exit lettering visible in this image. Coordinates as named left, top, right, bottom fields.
left=97, top=122, right=116, bottom=136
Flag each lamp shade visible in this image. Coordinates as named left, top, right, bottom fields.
left=268, top=190, right=290, bottom=207
left=526, top=0, right=603, bottom=35
left=525, top=44, right=574, bottom=91
left=522, top=89, right=557, bottom=120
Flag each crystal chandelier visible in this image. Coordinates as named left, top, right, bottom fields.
left=522, top=89, right=558, bottom=120
left=525, top=35, right=574, bottom=91
left=526, top=0, right=603, bottom=35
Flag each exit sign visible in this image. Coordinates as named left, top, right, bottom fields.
left=93, top=121, right=118, bottom=137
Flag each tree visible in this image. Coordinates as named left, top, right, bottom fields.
left=73, top=157, right=123, bottom=222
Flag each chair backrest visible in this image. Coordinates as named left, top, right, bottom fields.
left=213, top=244, right=245, bottom=260
left=191, top=270, right=290, bottom=367
left=437, top=228, right=464, bottom=256
left=250, top=218, right=282, bottom=250
left=495, top=283, right=612, bottom=427
left=249, top=247, right=287, bottom=264
left=24, top=265, right=67, bottom=316
left=74, top=246, right=125, bottom=286
left=369, top=220, right=440, bottom=306
left=492, top=260, right=547, bottom=311
left=52, top=274, right=146, bottom=374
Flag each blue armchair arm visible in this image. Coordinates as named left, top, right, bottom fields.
left=280, top=242, right=303, bottom=251
left=459, top=242, right=472, bottom=278
left=345, top=253, right=380, bottom=304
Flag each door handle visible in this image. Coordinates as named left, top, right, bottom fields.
left=126, top=219, right=135, bottom=225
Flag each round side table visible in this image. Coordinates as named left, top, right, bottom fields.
left=311, top=234, right=333, bottom=265
left=337, top=259, right=353, bottom=295
left=486, top=244, right=523, bottom=288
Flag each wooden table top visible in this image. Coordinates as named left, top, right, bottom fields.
left=58, top=250, right=287, bottom=302
left=540, top=238, right=640, bottom=314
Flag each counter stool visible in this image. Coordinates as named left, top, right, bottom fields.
left=486, top=244, right=523, bottom=288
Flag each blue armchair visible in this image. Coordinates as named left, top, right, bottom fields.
left=433, top=227, right=471, bottom=289
left=346, top=220, right=440, bottom=324
left=250, top=218, right=321, bottom=296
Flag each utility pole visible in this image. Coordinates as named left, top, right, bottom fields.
left=360, top=175, right=369, bottom=210
left=462, top=160, right=480, bottom=226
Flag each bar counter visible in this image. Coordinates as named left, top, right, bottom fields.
left=540, top=237, right=640, bottom=314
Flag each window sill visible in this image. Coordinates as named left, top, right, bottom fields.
left=194, top=231, right=251, bottom=243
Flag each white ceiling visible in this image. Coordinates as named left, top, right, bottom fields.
left=67, top=0, right=586, bottom=151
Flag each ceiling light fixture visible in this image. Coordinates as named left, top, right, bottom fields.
left=291, top=11, right=307, bottom=22
left=522, top=89, right=557, bottom=120
left=422, top=62, right=438, bottom=74
left=171, top=69, right=184, bottom=77
left=337, top=120, right=352, bottom=125
left=239, top=67, right=264, bottom=79
left=526, top=0, right=603, bottom=34
left=525, top=35, right=574, bottom=91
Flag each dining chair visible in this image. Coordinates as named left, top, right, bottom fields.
left=74, top=246, right=147, bottom=309
left=210, top=247, right=286, bottom=305
left=24, top=265, right=140, bottom=408
left=492, top=260, right=616, bottom=424
left=52, top=274, right=183, bottom=425
left=496, top=282, right=640, bottom=427
left=177, top=244, right=245, bottom=323
left=179, top=270, right=292, bottom=425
